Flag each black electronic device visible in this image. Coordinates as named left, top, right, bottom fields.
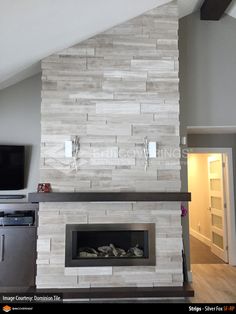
left=0, top=216, right=33, bottom=226
left=0, top=195, right=25, bottom=199
left=0, top=210, right=34, bottom=226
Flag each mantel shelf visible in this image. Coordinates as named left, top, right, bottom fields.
left=28, top=192, right=191, bottom=203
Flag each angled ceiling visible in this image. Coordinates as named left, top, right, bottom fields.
left=1, top=0, right=236, bottom=90
left=178, top=0, right=204, bottom=18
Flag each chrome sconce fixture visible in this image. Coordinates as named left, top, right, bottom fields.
left=65, top=135, right=80, bottom=172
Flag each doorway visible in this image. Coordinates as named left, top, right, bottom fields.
left=187, top=148, right=236, bottom=266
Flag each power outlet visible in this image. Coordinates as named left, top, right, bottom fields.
left=198, top=223, right=201, bottom=231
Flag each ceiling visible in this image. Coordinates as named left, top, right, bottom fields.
left=1, top=0, right=236, bottom=90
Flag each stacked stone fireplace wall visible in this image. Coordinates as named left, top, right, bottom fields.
left=37, top=202, right=182, bottom=288
left=37, top=1, right=182, bottom=288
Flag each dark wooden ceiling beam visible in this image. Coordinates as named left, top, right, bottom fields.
left=201, top=0, right=232, bottom=20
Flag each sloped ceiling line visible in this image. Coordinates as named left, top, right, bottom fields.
left=0, top=0, right=236, bottom=90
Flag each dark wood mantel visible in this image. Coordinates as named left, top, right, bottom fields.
left=28, top=192, right=191, bottom=203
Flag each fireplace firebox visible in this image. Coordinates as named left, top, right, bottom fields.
left=65, top=223, right=155, bottom=267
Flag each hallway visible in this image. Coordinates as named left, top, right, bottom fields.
left=190, top=235, right=224, bottom=264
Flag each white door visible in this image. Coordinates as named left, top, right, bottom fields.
left=208, top=154, right=228, bottom=262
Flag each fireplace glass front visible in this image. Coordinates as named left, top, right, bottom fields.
left=65, top=223, right=155, bottom=267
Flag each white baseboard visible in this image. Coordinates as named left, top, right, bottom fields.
left=190, top=228, right=211, bottom=247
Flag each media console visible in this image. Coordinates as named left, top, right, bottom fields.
left=0, top=203, right=38, bottom=288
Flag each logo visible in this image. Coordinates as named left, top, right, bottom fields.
left=2, top=305, right=11, bottom=313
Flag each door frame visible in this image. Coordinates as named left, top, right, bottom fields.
left=187, top=147, right=236, bottom=265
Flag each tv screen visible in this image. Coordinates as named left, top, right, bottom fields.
left=0, top=145, right=25, bottom=190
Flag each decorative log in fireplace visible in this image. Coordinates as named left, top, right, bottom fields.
left=65, top=223, right=156, bottom=267
left=78, top=243, right=144, bottom=259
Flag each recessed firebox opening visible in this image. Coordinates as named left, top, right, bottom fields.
left=73, top=230, right=148, bottom=259
left=65, top=223, right=155, bottom=267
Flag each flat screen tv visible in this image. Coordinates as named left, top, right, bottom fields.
left=0, top=145, right=25, bottom=190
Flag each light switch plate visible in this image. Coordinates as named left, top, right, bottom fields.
left=65, top=140, right=73, bottom=158
left=148, top=142, right=156, bottom=158
left=181, top=136, right=187, bottom=145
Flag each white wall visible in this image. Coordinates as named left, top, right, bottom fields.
left=179, top=12, right=236, bottom=127
left=0, top=74, right=41, bottom=200
left=188, top=154, right=211, bottom=242
left=0, top=0, right=171, bottom=89
left=179, top=12, right=236, bottom=270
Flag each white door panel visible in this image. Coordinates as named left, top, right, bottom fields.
left=208, top=154, right=228, bottom=262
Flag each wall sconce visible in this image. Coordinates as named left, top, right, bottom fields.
left=143, top=137, right=157, bottom=171
left=72, top=135, right=80, bottom=172
left=64, top=135, right=80, bottom=171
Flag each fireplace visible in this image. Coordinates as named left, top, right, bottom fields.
left=65, top=223, right=156, bottom=267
